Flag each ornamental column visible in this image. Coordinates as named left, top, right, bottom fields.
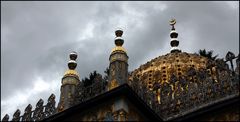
left=57, top=51, right=80, bottom=112
left=108, top=28, right=129, bottom=90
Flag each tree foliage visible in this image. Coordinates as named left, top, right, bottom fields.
left=198, top=49, right=218, bottom=60
left=103, top=67, right=110, bottom=82
left=81, top=68, right=110, bottom=87
left=82, top=70, right=102, bottom=87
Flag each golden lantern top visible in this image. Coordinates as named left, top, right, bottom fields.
left=170, top=19, right=176, bottom=30
left=111, top=28, right=127, bottom=54
left=63, top=51, right=80, bottom=81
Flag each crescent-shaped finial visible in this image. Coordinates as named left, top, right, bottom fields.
left=170, top=19, right=176, bottom=26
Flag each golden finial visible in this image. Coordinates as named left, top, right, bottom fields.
left=115, top=27, right=123, bottom=37
left=115, top=28, right=124, bottom=46
left=111, top=27, right=127, bottom=53
left=170, top=19, right=176, bottom=25
left=68, top=51, right=77, bottom=70
left=170, top=19, right=176, bottom=30
left=64, top=51, right=79, bottom=79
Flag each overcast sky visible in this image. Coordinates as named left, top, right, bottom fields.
left=1, top=1, right=239, bottom=119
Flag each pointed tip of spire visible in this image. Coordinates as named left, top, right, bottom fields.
left=169, top=19, right=176, bottom=25
left=170, top=18, right=176, bottom=30
left=169, top=19, right=181, bottom=53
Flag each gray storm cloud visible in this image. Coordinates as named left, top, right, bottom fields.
left=1, top=1, right=239, bottom=119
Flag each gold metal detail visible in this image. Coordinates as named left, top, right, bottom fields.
left=64, top=69, right=79, bottom=77
left=109, top=79, right=119, bottom=90
left=170, top=19, right=176, bottom=26
left=119, top=109, right=126, bottom=121
left=129, top=52, right=209, bottom=92
left=58, top=104, right=64, bottom=112
left=111, top=46, right=127, bottom=53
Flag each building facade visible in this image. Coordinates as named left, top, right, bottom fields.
left=2, top=19, right=239, bottom=121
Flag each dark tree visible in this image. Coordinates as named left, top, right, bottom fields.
left=82, top=70, right=103, bottom=87
left=82, top=77, right=91, bottom=87
left=103, top=67, right=110, bottom=82
left=198, top=49, right=218, bottom=61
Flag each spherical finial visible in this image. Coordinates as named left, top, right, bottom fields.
left=64, top=51, right=80, bottom=78
left=115, top=27, right=123, bottom=37
left=70, top=51, right=77, bottom=60
left=68, top=60, right=77, bottom=70
left=114, top=28, right=124, bottom=46
left=115, top=37, right=124, bottom=46
left=68, top=51, right=77, bottom=70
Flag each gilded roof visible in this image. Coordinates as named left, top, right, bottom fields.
left=129, top=52, right=209, bottom=89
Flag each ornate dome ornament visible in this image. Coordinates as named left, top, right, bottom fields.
left=111, top=28, right=127, bottom=54
left=64, top=51, right=80, bottom=79
left=169, top=19, right=181, bottom=53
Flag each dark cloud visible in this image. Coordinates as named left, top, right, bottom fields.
left=1, top=1, right=238, bottom=118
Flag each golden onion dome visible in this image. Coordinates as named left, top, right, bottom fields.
left=111, top=46, right=127, bottom=54
left=129, top=52, right=210, bottom=90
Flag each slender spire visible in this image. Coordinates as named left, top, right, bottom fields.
left=58, top=51, right=79, bottom=112
left=169, top=19, right=181, bottom=53
left=108, top=28, right=128, bottom=90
